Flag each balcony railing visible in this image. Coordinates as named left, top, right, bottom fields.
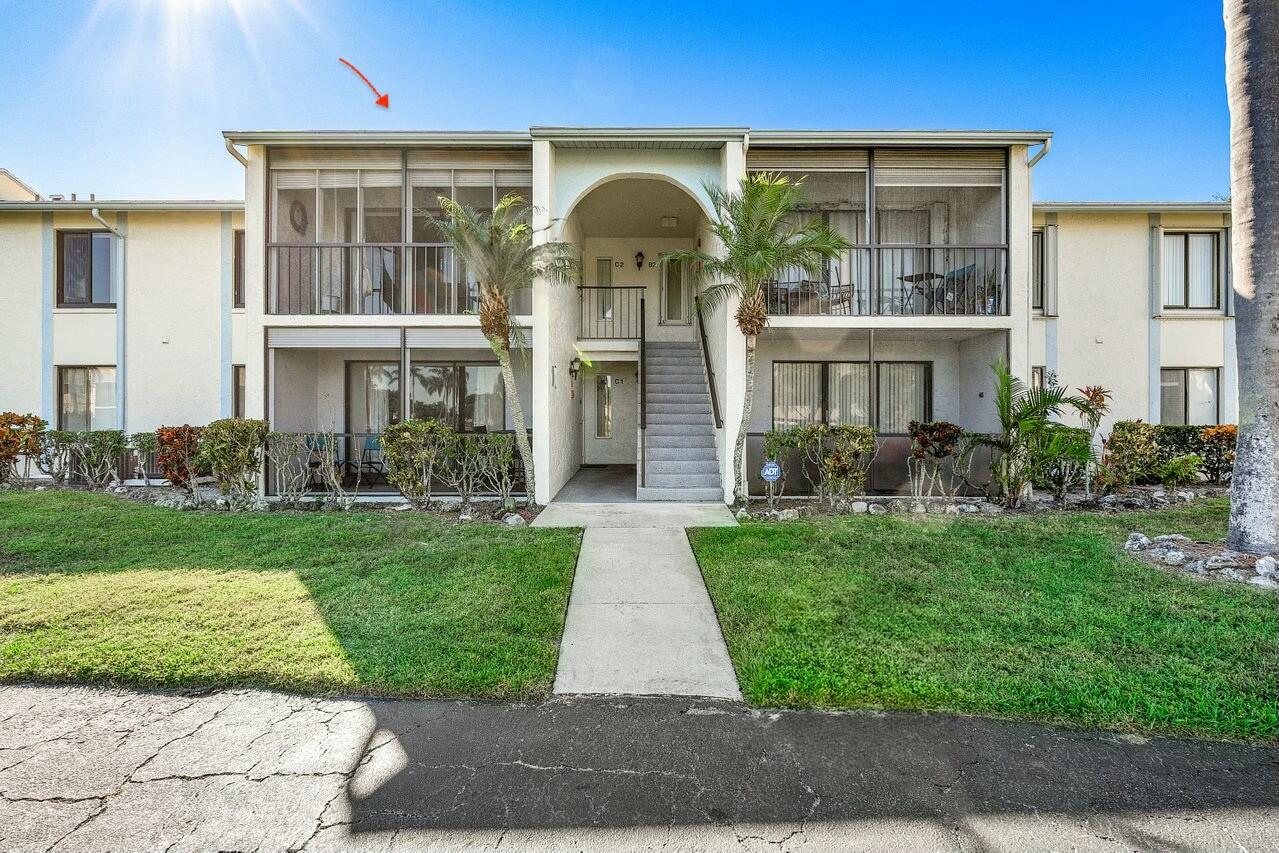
left=765, top=247, right=1008, bottom=317
left=268, top=243, right=531, bottom=316
left=578, top=286, right=645, bottom=339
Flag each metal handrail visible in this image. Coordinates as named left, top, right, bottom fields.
left=577, top=286, right=646, bottom=339
left=639, top=295, right=646, bottom=487
left=695, top=294, right=723, bottom=429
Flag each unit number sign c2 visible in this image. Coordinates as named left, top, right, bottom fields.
left=761, top=460, right=782, bottom=483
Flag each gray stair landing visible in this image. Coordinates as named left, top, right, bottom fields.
left=640, top=341, right=723, bottom=502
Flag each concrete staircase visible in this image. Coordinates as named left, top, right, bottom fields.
left=637, top=341, right=723, bottom=502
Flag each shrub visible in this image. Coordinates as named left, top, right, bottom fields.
left=128, top=432, right=158, bottom=485
left=476, top=432, right=517, bottom=510
left=1104, top=420, right=1160, bottom=486
left=794, top=423, right=831, bottom=501
left=156, top=425, right=204, bottom=492
left=200, top=418, right=269, bottom=504
left=1151, top=424, right=1204, bottom=462
left=822, top=424, right=877, bottom=505
left=382, top=419, right=454, bottom=507
left=1159, top=453, right=1204, bottom=491
left=0, top=412, right=46, bottom=484
left=907, top=420, right=963, bottom=497
left=1199, top=424, right=1237, bottom=483
left=76, top=430, right=127, bottom=489
left=1030, top=424, right=1094, bottom=506
left=761, top=427, right=800, bottom=506
left=441, top=432, right=485, bottom=508
left=35, top=430, right=77, bottom=485
left=264, top=432, right=312, bottom=508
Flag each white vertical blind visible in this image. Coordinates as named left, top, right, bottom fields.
left=877, top=363, right=928, bottom=433
left=1162, top=234, right=1186, bottom=306
left=1160, top=369, right=1186, bottom=424
left=1188, top=233, right=1216, bottom=307
left=827, top=363, right=870, bottom=425
left=772, top=363, right=822, bottom=428
left=1187, top=368, right=1218, bottom=424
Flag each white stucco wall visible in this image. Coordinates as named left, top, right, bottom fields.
left=580, top=237, right=698, bottom=343
left=0, top=213, right=44, bottom=418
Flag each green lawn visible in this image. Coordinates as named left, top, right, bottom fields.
left=0, top=490, right=580, bottom=699
left=690, top=500, right=1277, bottom=741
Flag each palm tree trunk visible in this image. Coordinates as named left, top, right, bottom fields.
left=733, top=334, right=757, bottom=505
left=1225, top=0, right=1279, bottom=554
left=494, top=339, right=536, bottom=507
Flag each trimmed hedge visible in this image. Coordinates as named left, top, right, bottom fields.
left=1104, top=420, right=1236, bottom=486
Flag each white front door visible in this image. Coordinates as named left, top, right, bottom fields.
left=582, top=363, right=638, bottom=465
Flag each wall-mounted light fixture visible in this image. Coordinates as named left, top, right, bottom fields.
left=568, top=356, right=582, bottom=381
left=635, top=251, right=645, bottom=270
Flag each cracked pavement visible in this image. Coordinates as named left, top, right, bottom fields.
left=1, top=684, right=1276, bottom=852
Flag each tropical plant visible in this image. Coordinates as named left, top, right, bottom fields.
left=156, top=425, right=204, bottom=495
left=1030, top=424, right=1095, bottom=507
left=1103, top=420, right=1161, bottom=486
left=35, top=430, right=76, bottom=485
left=822, top=424, right=877, bottom=506
left=761, top=426, right=800, bottom=507
left=314, top=427, right=358, bottom=510
left=264, top=432, right=312, bottom=508
left=1076, top=385, right=1112, bottom=498
left=661, top=173, right=850, bottom=504
left=428, top=194, right=580, bottom=506
left=199, top=418, right=269, bottom=506
left=965, top=360, right=1095, bottom=508
left=381, top=418, right=453, bottom=508
left=1225, top=0, right=1279, bottom=554
left=476, top=432, right=517, bottom=510
left=794, top=423, right=832, bottom=503
left=0, top=412, right=46, bottom=485
left=1159, top=453, right=1204, bottom=491
left=76, top=430, right=127, bottom=490
left=1200, top=424, right=1238, bottom=483
left=128, top=431, right=158, bottom=487
left=907, top=420, right=964, bottom=497
left=440, top=432, right=485, bottom=509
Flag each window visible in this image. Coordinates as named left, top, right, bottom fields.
left=595, top=375, right=613, bottom=438
left=57, top=231, right=114, bottom=306
left=1162, top=232, right=1219, bottom=309
left=662, top=257, right=689, bottom=324
left=1161, top=368, right=1219, bottom=425
left=407, top=362, right=506, bottom=432
left=346, top=362, right=401, bottom=434
left=58, top=366, right=116, bottom=430
left=772, top=361, right=928, bottom=432
left=1031, top=366, right=1045, bottom=390
left=1031, top=229, right=1044, bottom=311
left=233, top=365, right=246, bottom=418
left=233, top=229, right=245, bottom=309
left=596, top=258, right=613, bottom=320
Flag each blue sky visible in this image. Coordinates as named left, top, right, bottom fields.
left=1, top=0, right=1229, bottom=201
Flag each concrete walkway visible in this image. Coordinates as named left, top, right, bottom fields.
left=533, top=501, right=741, bottom=699
left=4, top=685, right=1277, bottom=853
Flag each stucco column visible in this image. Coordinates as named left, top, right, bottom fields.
left=1006, top=145, right=1032, bottom=382
left=719, top=139, right=747, bottom=500
left=531, top=139, right=555, bottom=504
left=244, top=145, right=268, bottom=422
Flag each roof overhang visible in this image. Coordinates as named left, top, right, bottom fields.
left=531, top=126, right=748, bottom=149
left=223, top=130, right=532, bottom=147
left=1035, top=201, right=1231, bottom=213
left=0, top=200, right=244, bottom=212
left=749, top=129, right=1053, bottom=147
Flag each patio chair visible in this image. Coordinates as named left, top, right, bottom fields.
left=357, top=435, right=389, bottom=486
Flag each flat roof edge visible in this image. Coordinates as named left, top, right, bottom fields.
left=750, top=129, right=1053, bottom=146
left=223, top=130, right=532, bottom=146
left=1035, top=201, right=1230, bottom=213
left=0, top=200, right=244, bottom=212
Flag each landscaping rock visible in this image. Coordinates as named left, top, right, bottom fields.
left=1185, top=560, right=1207, bottom=574
left=958, top=503, right=979, bottom=514
left=1248, top=575, right=1278, bottom=590
left=1160, top=549, right=1187, bottom=567
left=867, top=504, right=888, bottom=515
left=502, top=513, right=527, bottom=528
left=774, top=508, right=800, bottom=522
left=978, top=502, right=1003, bottom=514
left=909, top=501, right=927, bottom=514
left=1255, top=556, right=1277, bottom=578
left=850, top=501, right=868, bottom=514
left=1204, top=554, right=1241, bottom=571
left=735, top=507, right=752, bottom=521
left=1124, top=532, right=1151, bottom=552
left=943, top=504, right=961, bottom=514
left=1152, top=534, right=1191, bottom=545
left=1219, top=568, right=1245, bottom=583
left=1176, top=490, right=1195, bottom=503
left=391, top=503, right=412, bottom=512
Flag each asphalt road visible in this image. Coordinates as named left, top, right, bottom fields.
left=2, top=684, right=1276, bottom=852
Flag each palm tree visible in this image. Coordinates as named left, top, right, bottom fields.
left=964, top=360, right=1094, bottom=508
left=1224, top=0, right=1279, bottom=554
left=430, top=194, right=579, bottom=505
left=662, top=173, right=850, bottom=504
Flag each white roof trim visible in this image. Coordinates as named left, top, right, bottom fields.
left=224, top=130, right=532, bottom=147
left=750, top=129, right=1052, bottom=146
left=1035, top=201, right=1231, bottom=213
left=0, top=200, right=244, bottom=212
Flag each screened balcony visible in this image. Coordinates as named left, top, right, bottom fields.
left=267, top=163, right=533, bottom=316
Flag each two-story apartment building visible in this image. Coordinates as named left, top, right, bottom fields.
left=0, top=127, right=1238, bottom=505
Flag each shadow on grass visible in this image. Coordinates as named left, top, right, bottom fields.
left=0, top=489, right=580, bottom=699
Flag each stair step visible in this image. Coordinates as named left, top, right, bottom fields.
left=647, top=460, right=718, bottom=475
left=648, top=400, right=710, bottom=413
left=648, top=387, right=708, bottom=396
left=645, top=472, right=721, bottom=487
left=647, top=342, right=698, bottom=349
left=645, top=421, right=714, bottom=436
left=647, top=412, right=712, bottom=426
left=646, top=436, right=716, bottom=452
left=647, top=446, right=716, bottom=462
left=636, top=486, right=724, bottom=502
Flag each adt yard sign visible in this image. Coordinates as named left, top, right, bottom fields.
left=761, top=460, right=782, bottom=483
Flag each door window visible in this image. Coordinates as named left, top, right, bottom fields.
left=663, top=258, right=689, bottom=323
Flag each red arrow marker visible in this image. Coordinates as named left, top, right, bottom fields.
left=339, top=57, right=389, bottom=108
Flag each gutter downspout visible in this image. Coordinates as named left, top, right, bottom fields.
left=92, top=208, right=127, bottom=432
left=1027, top=137, right=1052, bottom=168
left=224, top=138, right=249, bottom=167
